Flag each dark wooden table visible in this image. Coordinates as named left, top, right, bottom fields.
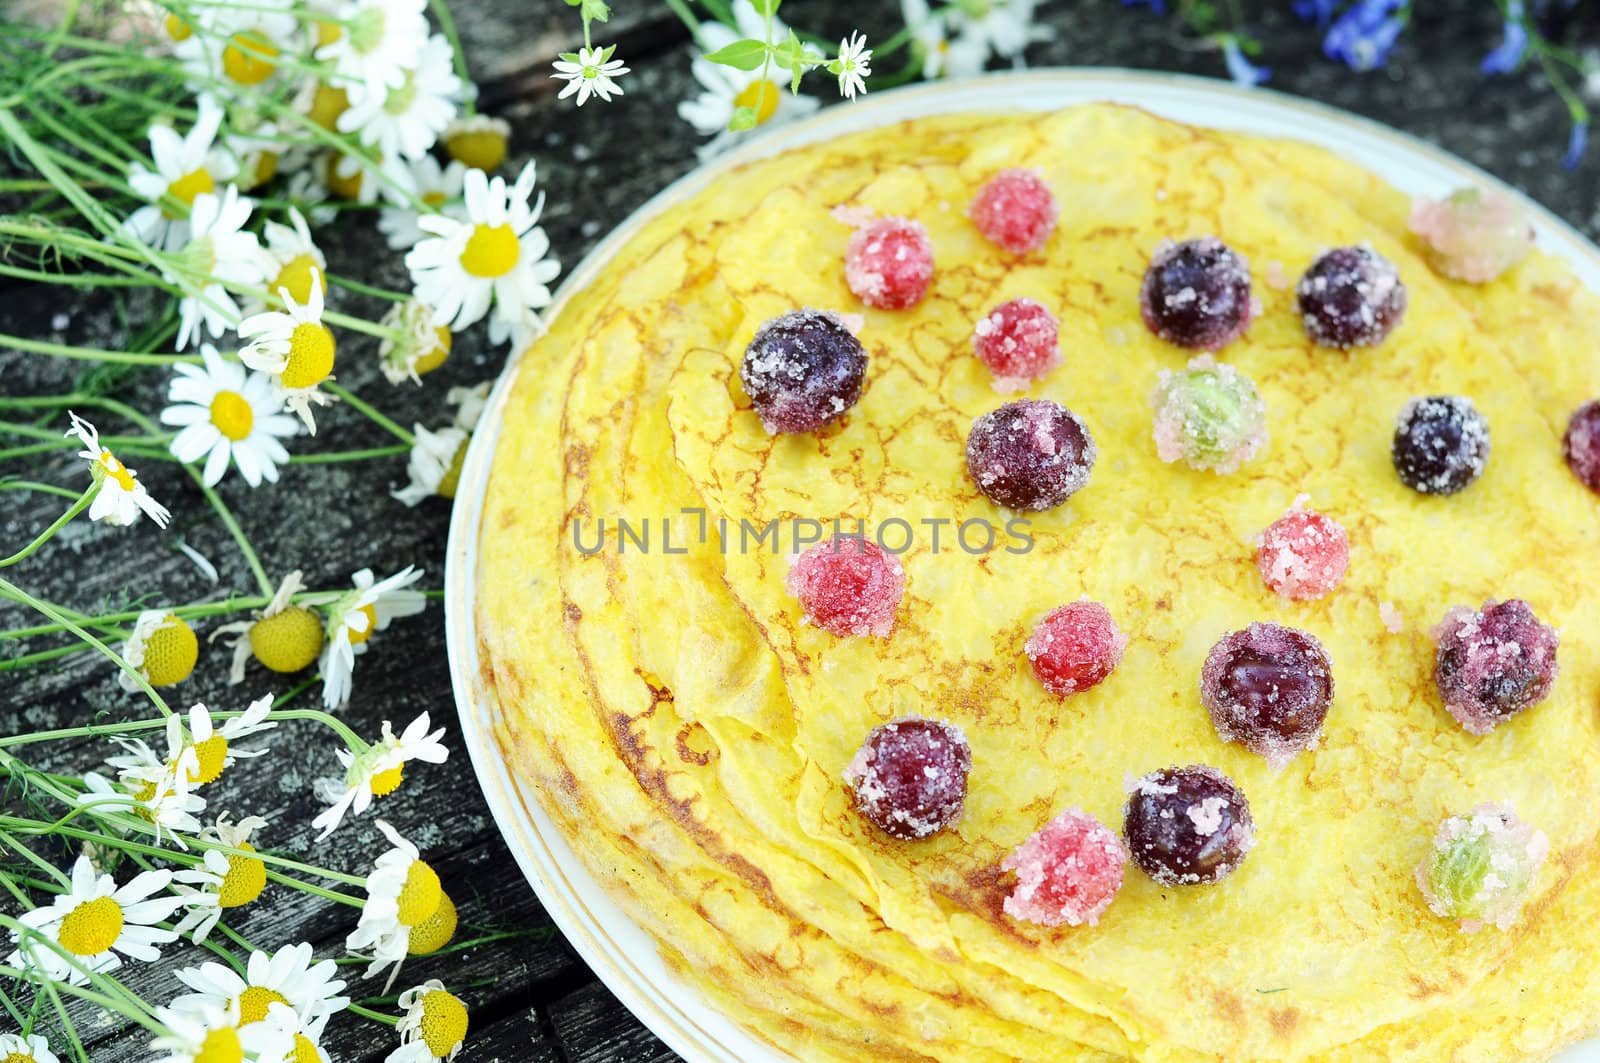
left=4, top=2, right=1599, bottom=1059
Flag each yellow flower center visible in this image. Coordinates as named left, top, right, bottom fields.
left=249, top=607, right=325, bottom=673
left=412, top=326, right=452, bottom=376
left=346, top=603, right=379, bottom=646
left=291, top=1033, right=321, bottom=1063
left=406, top=890, right=457, bottom=955
left=395, top=859, right=442, bottom=927
left=459, top=223, right=519, bottom=278
left=272, top=253, right=326, bottom=307
left=209, top=390, right=255, bottom=442
left=236, top=985, right=290, bottom=1026
left=58, top=896, right=123, bottom=956
left=325, top=155, right=364, bottom=200
left=419, top=988, right=469, bottom=1056
left=314, top=19, right=342, bottom=47
left=2, top=1052, right=34, bottom=1063
left=422, top=191, right=448, bottom=208
left=281, top=322, right=335, bottom=390
left=241, top=150, right=280, bottom=191
left=306, top=83, right=350, bottom=131
left=218, top=841, right=268, bottom=908
left=369, top=763, right=404, bottom=796
left=733, top=80, right=781, bottom=126
left=222, top=31, right=279, bottom=85
left=445, top=128, right=507, bottom=172
left=437, top=439, right=469, bottom=500
left=193, top=1026, right=244, bottom=1063
left=99, top=451, right=136, bottom=492
left=164, top=12, right=192, bottom=40
left=187, top=734, right=229, bottom=785
left=165, top=168, right=215, bottom=217
left=142, top=616, right=199, bottom=687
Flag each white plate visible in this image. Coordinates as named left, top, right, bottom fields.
left=444, top=70, right=1600, bottom=1063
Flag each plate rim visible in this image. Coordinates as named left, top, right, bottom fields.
left=443, top=67, right=1600, bottom=1063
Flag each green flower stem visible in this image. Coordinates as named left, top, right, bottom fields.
left=0, top=483, right=97, bottom=568
left=327, top=273, right=412, bottom=301
left=347, top=1003, right=399, bottom=1027
left=0, top=329, right=199, bottom=366
left=324, top=382, right=416, bottom=444
left=0, top=575, right=171, bottom=716
left=0, top=919, right=167, bottom=1032
left=288, top=444, right=412, bottom=464
left=0, top=704, right=364, bottom=755
left=662, top=0, right=705, bottom=42
left=0, top=830, right=72, bottom=889
left=0, top=263, right=156, bottom=289
left=0, top=480, right=81, bottom=500
left=262, top=868, right=366, bottom=906
left=428, top=0, right=473, bottom=107
left=0, top=441, right=78, bottom=461
left=0, top=643, right=96, bottom=673
left=0, top=587, right=363, bottom=639
left=30, top=83, right=148, bottom=169
left=186, top=467, right=274, bottom=597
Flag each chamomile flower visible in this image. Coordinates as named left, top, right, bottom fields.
left=551, top=45, right=630, bottom=106
left=392, top=424, right=468, bottom=507
left=214, top=571, right=325, bottom=684
left=149, top=1002, right=289, bottom=1063
left=80, top=764, right=206, bottom=846
left=173, top=0, right=297, bottom=90
left=118, top=610, right=200, bottom=690
left=830, top=33, right=873, bottom=99
left=238, top=270, right=337, bottom=433
left=448, top=382, right=491, bottom=430
left=163, top=698, right=277, bottom=789
left=167, top=185, right=264, bottom=349
left=316, top=0, right=429, bottom=98
left=259, top=1006, right=333, bottom=1063
left=944, top=0, right=1052, bottom=70
left=0, top=1033, right=60, bottom=1063
left=387, top=980, right=469, bottom=1062
left=126, top=95, right=238, bottom=251
left=312, top=713, right=449, bottom=838
left=322, top=148, right=414, bottom=207
left=378, top=298, right=455, bottom=383
left=173, top=814, right=271, bottom=943
left=347, top=821, right=454, bottom=988
left=898, top=0, right=1001, bottom=78
left=258, top=207, right=329, bottom=310
left=405, top=163, right=561, bottom=345
left=162, top=344, right=298, bottom=487
left=65, top=413, right=171, bottom=528
left=224, top=115, right=290, bottom=192
left=172, top=941, right=349, bottom=1028
left=442, top=114, right=511, bottom=172
left=679, top=0, right=820, bottom=157
left=319, top=566, right=427, bottom=708
left=379, top=156, right=467, bottom=251
left=340, top=34, right=464, bottom=162
left=6, top=857, right=183, bottom=984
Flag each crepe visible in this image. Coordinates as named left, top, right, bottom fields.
left=476, top=103, right=1600, bottom=1060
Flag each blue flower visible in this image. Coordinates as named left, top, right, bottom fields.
left=1292, top=0, right=1338, bottom=27
left=1564, top=120, right=1588, bottom=171
left=1323, top=0, right=1406, bottom=71
left=1481, top=0, right=1528, bottom=75
left=1222, top=37, right=1271, bottom=86
left=1121, top=0, right=1167, bottom=13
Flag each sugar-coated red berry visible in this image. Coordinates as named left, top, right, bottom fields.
left=843, top=717, right=971, bottom=840
left=740, top=309, right=867, bottom=434
left=1563, top=400, right=1600, bottom=494
left=973, top=298, right=1062, bottom=392
left=786, top=535, right=905, bottom=638
left=845, top=216, right=934, bottom=310
left=1002, top=808, right=1126, bottom=927
left=1201, top=623, right=1334, bottom=769
left=1025, top=601, right=1126, bottom=697
left=969, top=169, right=1058, bottom=255
left=965, top=399, right=1097, bottom=511
left=1123, top=765, right=1255, bottom=886
left=1433, top=599, right=1559, bottom=735
left=1295, top=245, right=1408, bottom=349
left=1139, top=237, right=1254, bottom=351
left=1254, top=506, right=1350, bottom=601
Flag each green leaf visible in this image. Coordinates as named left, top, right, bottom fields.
left=703, top=38, right=771, bottom=71
left=771, top=29, right=815, bottom=72
left=728, top=106, right=759, bottom=132
left=581, top=0, right=611, bottom=21
left=749, top=0, right=781, bottom=16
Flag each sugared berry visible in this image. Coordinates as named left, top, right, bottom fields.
left=740, top=309, right=867, bottom=434
left=843, top=717, right=971, bottom=839
left=1563, top=400, right=1600, bottom=493
left=1025, top=601, right=1126, bottom=697
left=1150, top=355, right=1267, bottom=474
left=969, top=169, right=1058, bottom=255
left=786, top=536, right=905, bottom=638
left=1254, top=505, right=1350, bottom=601
left=1409, top=187, right=1534, bottom=284
left=1200, top=623, right=1333, bottom=769
left=1432, top=599, right=1559, bottom=735
left=1123, top=765, right=1254, bottom=886
left=965, top=399, right=1096, bottom=511
left=845, top=216, right=935, bottom=310
left=973, top=298, right=1061, bottom=392
left=1392, top=395, right=1490, bottom=495
left=1417, top=803, right=1548, bottom=931
left=1295, top=245, right=1407, bottom=349
left=1002, top=809, right=1126, bottom=927
left=1139, top=237, right=1254, bottom=351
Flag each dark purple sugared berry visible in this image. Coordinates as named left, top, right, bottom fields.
left=1295, top=245, right=1407, bottom=349
left=1139, top=237, right=1254, bottom=351
left=739, top=309, right=867, bottom=434
left=1123, top=765, right=1255, bottom=886
left=1433, top=599, right=1560, bottom=735
left=1563, top=400, right=1600, bottom=493
left=843, top=717, right=971, bottom=840
left=1392, top=395, right=1490, bottom=495
left=965, top=399, right=1096, bottom=511
left=1200, top=623, right=1333, bottom=768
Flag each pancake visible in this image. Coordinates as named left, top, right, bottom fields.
left=475, top=103, right=1600, bottom=1060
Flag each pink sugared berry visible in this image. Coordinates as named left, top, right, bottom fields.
left=786, top=536, right=905, bottom=637
left=1432, top=599, right=1559, bottom=735
left=969, top=169, right=1058, bottom=255
left=845, top=216, right=934, bottom=310
left=1563, top=400, right=1600, bottom=493
left=1025, top=601, right=1126, bottom=697
left=1002, top=808, right=1126, bottom=927
left=1254, top=506, right=1350, bottom=600
left=973, top=298, right=1061, bottom=392
left=844, top=717, right=970, bottom=839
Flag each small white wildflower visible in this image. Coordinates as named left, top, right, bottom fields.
left=65, top=413, right=171, bottom=528
left=126, top=94, right=238, bottom=251
left=830, top=33, right=872, bottom=99
left=551, top=45, right=630, bottom=106
left=237, top=269, right=337, bottom=433
left=172, top=813, right=270, bottom=943
left=312, top=713, right=449, bottom=837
